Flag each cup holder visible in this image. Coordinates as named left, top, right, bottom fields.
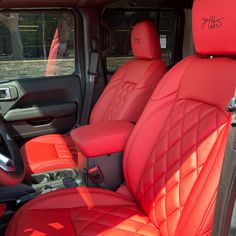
left=31, top=168, right=81, bottom=185
left=31, top=173, right=51, bottom=184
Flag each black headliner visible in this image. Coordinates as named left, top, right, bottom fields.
left=0, top=0, right=194, bottom=9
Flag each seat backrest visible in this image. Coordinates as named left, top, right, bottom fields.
left=90, top=21, right=167, bottom=124
left=123, top=0, right=236, bottom=235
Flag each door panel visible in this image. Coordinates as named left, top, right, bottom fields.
left=0, top=10, right=83, bottom=140
left=0, top=76, right=82, bottom=139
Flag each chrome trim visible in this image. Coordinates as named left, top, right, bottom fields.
left=0, top=153, right=16, bottom=172
left=0, top=88, right=11, bottom=100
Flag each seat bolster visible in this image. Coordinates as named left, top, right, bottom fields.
left=6, top=188, right=161, bottom=236
left=6, top=188, right=138, bottom=236
left=24, top=134, right=73, bottom=145
left=116, top=185, right=135, bottom=201
left=12, top=187, right=137, bottom=211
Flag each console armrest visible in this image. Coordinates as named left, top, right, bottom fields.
left=70, top=121, right=134, bottom=157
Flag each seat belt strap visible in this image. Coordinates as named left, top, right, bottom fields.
left=211, top=93, right=236, bottom=236
left=80, top=38, right=99, bottom=125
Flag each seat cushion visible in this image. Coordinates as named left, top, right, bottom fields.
left=6, top=188, right=160, bottom=236
left=21, top=134, right=78, bottom=174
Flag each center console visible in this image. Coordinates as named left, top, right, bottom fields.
left=70, top=120, right=134, bottom=189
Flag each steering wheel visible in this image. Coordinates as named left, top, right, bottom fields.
left=0, top=116, right=25, bottom=186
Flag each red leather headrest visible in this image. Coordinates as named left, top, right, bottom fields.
left=193, top=0, right=236, bottom=55
left=131, top=21, right=161, bottom=60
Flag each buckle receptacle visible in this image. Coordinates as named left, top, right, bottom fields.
left=227, top=97, right=236, bottom=113
left=87, top=166, right=104, bottom=184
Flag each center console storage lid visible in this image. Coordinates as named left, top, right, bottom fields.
left=70, top=120, right=134, bottom=157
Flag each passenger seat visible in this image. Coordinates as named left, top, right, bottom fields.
left=21, top=21, right=167, bottom=175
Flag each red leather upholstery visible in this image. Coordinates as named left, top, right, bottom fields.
left=124, top=55, right=235, bottom=235
left=21, top=20, right=166, bottom=175
left=70, top=121, right=134, bottom=157
left=116, top=184, right=135, bottom=200
left=6, top=0, right=236, bottom=235
left=193, top=0, right=236, bottom=55
left=6, top=188, right=160, bottom=236
left=90, top=58, right=166, bottom=124
left=21, top=134, right=78, bottom=174
left=131, top=21, right=161, bottom=60
left=90, top=22, right=163, bottom=124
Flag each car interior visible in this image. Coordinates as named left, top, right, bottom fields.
left=0, top=0, right=236, bottom=235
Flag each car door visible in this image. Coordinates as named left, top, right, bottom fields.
left=0, top=9, right=84, bottom=140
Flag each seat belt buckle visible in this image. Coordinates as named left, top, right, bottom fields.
left=88, top=71, right=100, bottom=83
left=227, top=97, right=236, bottom=126
left=88, top=166, right=104, bottom=184
left=89, top=74, right=96, bottom=83
left=227, top=97, right=236, bottom=113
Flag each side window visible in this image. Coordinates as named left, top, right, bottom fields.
left=103, top=10, right=182, bottom=73
left=159, top=11, right=180, bottom=66
left=0, top=11, right=75, bottom=80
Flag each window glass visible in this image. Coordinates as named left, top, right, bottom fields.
left=159, top=11, right=177, bottom=66
left=103, top=10, right=178, bottom=72
left=0, top=11, right=75, bottom=80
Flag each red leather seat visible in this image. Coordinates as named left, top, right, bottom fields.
left=6, top=0, right=236, bottom=235
left=21, top=21, right=167, bottom=175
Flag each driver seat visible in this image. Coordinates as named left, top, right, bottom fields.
left=6, top=0, right=236, bottom=235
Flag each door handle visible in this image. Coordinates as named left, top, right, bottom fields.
left=0, top=88, right=12, bottom=101
left=0, top=87, right=18, bottom=101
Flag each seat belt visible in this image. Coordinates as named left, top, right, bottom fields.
left=211, top=94, right=236, bottom=236
left=80, top=38, right=100, bottom=125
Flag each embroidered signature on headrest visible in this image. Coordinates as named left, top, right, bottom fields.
left=201, top=16, right=224, bottom=30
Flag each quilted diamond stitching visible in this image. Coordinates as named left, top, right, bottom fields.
left=103, top=81, right=135, bottom=121
left=71, top=206, right=159, bottom=236
left=135, top=99, right=226, bottom=235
